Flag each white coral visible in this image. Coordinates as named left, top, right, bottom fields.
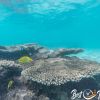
left=21, top=58, right=100, bottom=86
left=0, top=60, right=21, bottom=68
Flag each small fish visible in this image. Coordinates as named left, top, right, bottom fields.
left=29, top=52, right=32, bottom=56
left=8, top=80, right=14, bottom=89
left=18, top=56, right=33, bottom=64
left=20, top=47, right=24, bottom=51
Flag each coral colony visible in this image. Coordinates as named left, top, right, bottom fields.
left=21, top=57, right=100, bottom=86
left=0, top=43, right=100, bottom=100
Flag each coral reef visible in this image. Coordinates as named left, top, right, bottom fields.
left=0, top=60, right=22, bottom=98
left=0, top=43, right=42, bottom=60
left=0, top=43, right=100, bottom=100
left=0, top=60, right=21, bottom=68
left=4, top=88, right=50, bottom=100
left=5, top=88, right=35, bottom=100
left=0, top=43, right=83, bottom=60
left=47, top=48, right=84, bottom=58
left=21, top=57, right=100, bottom=86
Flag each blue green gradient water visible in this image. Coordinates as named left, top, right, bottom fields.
left=0, top=0, right=100, bottom=62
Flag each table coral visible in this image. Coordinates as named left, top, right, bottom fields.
left=21, top=57, right=100, bottom=86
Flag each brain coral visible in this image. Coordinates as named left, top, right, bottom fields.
left=21, top=57, right=100, bottom=86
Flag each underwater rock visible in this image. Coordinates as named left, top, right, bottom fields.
left=0, top=43, right=83, bottom=60
left=38, top=95, right=50, bottom=100
left=5, top=88, right=35, bottom=100
left=48, top=48, right=84, bottom=58
left=31, top=48, right=84, bottom=59
left=0, top=60, right=21, bottom=83
left=0, top=60, right=21, bottom=79
left=21, top=57, right=100, bottom=86
left=0, top=43, right=43, bottom=60
left=3, top=87, right=50, bottom=100
left=0, top=60, right=22, bottom=96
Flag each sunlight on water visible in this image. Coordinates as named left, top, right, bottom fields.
left=76, top=49, right=100, bottom=63
left=0, top=0, right=99, bottom=14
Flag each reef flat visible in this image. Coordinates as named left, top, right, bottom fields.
left=0, top=43, right=100, bottom=100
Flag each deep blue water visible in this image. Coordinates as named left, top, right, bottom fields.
left=0, top=0, right=100, bottom=61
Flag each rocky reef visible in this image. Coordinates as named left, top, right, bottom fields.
left=0, top=43, right=83, bottom=60
left=0, top=43, right=100, bottom=100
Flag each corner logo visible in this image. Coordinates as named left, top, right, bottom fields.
left=71, top=89, right=100, bottom=100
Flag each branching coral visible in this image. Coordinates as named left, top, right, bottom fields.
left=21, top=57, right=100, bottom=86
left=0, top=60, right=21, bottom=68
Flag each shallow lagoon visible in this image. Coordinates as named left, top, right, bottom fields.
left=0, top=1, right=100, bottom=100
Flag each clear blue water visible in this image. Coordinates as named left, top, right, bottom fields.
left=0, top=0, right=100, bottom=62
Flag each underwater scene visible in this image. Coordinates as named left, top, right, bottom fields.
left=0, top=0, right=100, bottom=100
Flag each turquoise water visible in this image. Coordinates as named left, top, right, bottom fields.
left=0, top=0, right=100, bottom=61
